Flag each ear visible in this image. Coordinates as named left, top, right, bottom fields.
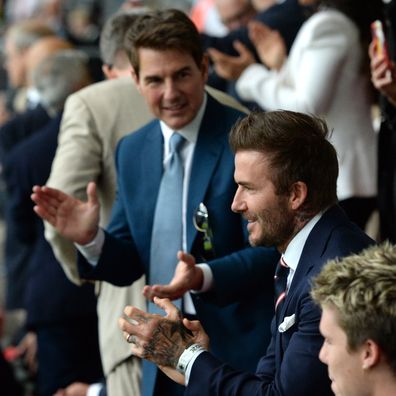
left=102, top=64, right=116, bottom=80
left=288, top=181, right=307, bottom=211
left=361, top=339, right=381, bottom=370
left=131, top=68, right=142, bottom=93
left=201, top=53, right=209, bottom=83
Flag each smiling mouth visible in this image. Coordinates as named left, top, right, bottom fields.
left=162, top=103, right=187, bottom=112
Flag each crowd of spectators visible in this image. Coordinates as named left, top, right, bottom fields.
left=0, top=1, right=395, bottom=396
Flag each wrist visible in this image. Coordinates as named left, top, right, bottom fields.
left=176, top=343, right=206, bottom=374
left=79, top=226, right=99, bottom=245
left=192, top=267, right=204, bottom=290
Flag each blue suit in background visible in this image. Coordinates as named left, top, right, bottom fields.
left=186, top=205, right=374, bottom=396
left=78, top=94, right=280, bottom=396
left=4, top=115, right=103, bottom=395
left=0, top=103, right=51, bottom=310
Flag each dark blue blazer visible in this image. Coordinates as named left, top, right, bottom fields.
left=78, top=95, right=279, bottom=395
left=4, top=114, right=99, bottom=327
left=0, top=103, right=51, bottom=310
left=0, top=104, right=50, bottom=162
left=186, top=205, right=374, bottom=396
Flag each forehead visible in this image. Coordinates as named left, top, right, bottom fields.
left=320, top=305, right=343, bottom=336
left=137, top=47, right=199, bottom=75
left=234, top=150, right=271, bottom=178
left=218, top=0, right=249, bottom=17
left=235, top=150, right=268, bottom=167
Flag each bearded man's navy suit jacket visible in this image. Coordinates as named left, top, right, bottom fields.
left=184, top=205, right=374, bottom=396
left=78, top=94, right=280, bottom=396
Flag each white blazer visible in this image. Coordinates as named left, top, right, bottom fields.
left=237, top=9, right=377, bottom=200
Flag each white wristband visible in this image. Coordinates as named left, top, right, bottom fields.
left=176, top=344, right=206, bottom=374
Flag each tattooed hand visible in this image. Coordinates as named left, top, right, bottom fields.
left=118, top=297, right=209, bottom=369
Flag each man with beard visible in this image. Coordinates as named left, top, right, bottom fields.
left=119, top=110, right=375, bottom=396
left=30, top=10, right=279, bottom=396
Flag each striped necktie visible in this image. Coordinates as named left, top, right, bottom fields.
left=274, top=255, right=290, bottom=312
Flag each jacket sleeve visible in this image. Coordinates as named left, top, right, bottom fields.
left=186, top=292, right=331, bottom=396
left=45, top=93, right=107, bottom=285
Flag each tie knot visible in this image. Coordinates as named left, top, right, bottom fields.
left=275, top=256, right=290, bottom=278
left=169, top=133, right=185, bottom=154
left=280, top=256, right=289, bottom=268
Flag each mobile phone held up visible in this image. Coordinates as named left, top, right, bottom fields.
left=371, top=20, right=391, bottom=68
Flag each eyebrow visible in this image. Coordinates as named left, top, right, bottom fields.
left=235, top=180, right=254, bottom=188
left=143, top=66, right=193, bottom=83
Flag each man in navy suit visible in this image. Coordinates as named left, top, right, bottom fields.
left=31, top=10, right=279, bottom=396
left=4, top=51, right=103, bottom=396
left=118, top=110, right=375, bottom=396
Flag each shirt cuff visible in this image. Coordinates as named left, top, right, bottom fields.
left=191, top=263, right=213, bottom=293
left=87, top=383, right=103, bottom=396
left=176, top=344, right=206, bottom=385
left=74, top=227, right=105, bottom=266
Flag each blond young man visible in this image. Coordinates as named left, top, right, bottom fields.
left=311, top=242, right=396, bottom=396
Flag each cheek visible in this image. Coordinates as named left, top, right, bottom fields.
left=143, top=90, right=161, bottom=109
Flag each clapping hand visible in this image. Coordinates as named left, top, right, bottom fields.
left=143, top=251, right=204, bottom=301
left=119, top=297, right=210, bottom=385
left=31, top=181, right=100, bottom=245
left=248, top=20, right=286, bottom=70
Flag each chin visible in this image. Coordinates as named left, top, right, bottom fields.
left=165, top=117, right=190, bottom=130
left=248, top=236, right=259, bottom=247
left=248, top=233, right=268, bottom=248
left=330, top=381, right=339, bottom=396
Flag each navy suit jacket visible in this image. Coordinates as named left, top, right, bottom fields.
left=0, top=104, right=51, bottom=309
left=4, top=114, right=99, bottom=327
left=78, top=95, right=279, bottom=395
left=186, top=205, right=374, bottom=396
left=0, top=104, right=50, bottom=161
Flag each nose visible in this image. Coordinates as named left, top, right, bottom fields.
left=318, top=342, right=327, bottom=364
left=231, top=186, right=246, bottom=213
left=163, top=79, right=179, bottom=101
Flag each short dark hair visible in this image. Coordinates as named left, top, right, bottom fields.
left=229, top=110, right=339, bottom=215
left=124, top=9, right=204, bottom=77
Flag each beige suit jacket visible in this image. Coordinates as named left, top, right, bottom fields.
left=45, top=76, right=247, bottom=379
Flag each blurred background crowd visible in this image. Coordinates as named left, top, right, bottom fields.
left=0, top=0, right=395, bottom=395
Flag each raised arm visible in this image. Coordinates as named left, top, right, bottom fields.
left=369, top=40, right=396, bottom=107
left=31, top=181, right=100, bottom=245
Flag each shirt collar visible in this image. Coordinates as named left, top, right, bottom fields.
left=283, top=211, right=323, bottom=272
left=159, top=93, right=207, bottom=144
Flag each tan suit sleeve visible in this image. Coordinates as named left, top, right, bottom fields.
left=45, top=92, right=106, bottom=285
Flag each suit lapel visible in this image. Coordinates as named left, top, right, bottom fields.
left=138, top=122, right=163, bottom=255
left=278, top=205, right=348, bottom=320
left=187, top=96, right=227, bottom=251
